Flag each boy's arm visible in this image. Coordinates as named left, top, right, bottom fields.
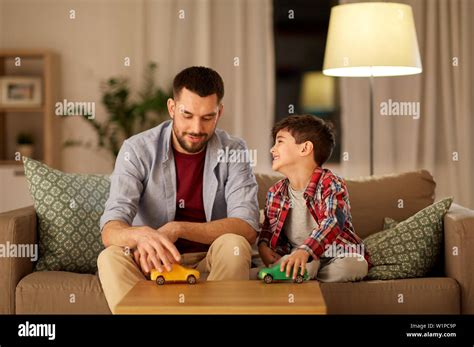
left=257, top=202, right=273, bottom=247
left=298, top=180, right=344, bottom=260
left=257, top=195, right=283, bottom=266
left=257, top=205, right=282, bottom=266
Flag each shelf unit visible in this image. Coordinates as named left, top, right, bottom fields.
left=0, top=49, right=60, bottom=168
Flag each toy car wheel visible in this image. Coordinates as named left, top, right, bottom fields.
left=264, top=274, right=273, bottom=284
left=295, top=275, right=304, bottom=284
left=187, top=275, right=197, bottom=284
left=156, top=276, right=165, bottom=285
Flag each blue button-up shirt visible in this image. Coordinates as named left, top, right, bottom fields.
left=100, top=120, right=260, bottom=233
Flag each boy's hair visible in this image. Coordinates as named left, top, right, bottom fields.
left=173, top=66, right=224, bottom=103
left=272, top=115, right=336, bottom=166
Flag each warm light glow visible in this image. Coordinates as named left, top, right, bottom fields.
left=323, top=2, right=422, bottom=77
left=300, top=72, right=335, bottom=111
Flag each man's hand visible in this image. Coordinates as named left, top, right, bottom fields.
left=132, top=226, right=181, bottom=275
left=156, top=221, right=181, bottom=243
left=280, top=249, right=310, bottom=280
left=258, top=243, right=282, bottom=267
left=132, top=248, right=151, bottom=274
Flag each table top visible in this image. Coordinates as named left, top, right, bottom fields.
left=115, top=280, right=326, bottom=315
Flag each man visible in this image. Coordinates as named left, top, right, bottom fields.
left=98, top=66, right=259, bottom=313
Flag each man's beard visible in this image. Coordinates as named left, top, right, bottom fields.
left=173, top=123, right=210, bottom=154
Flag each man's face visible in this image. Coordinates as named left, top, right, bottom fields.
left=270, top=129, right=304, bottom=173
left=167, top=87, right=222, bottom=154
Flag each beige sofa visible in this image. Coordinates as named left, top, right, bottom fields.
left=1, top=170, right=473, bottom=314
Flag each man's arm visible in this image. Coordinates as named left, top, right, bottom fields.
left=102, top=220, right=145, bottom=249
left=219, top=139, right=260, bottom=243
left=100, top=140, right=144, bottom=234
left=100, top=141, right=179, bottom=273
left=161, top=217, right=256, bottom=245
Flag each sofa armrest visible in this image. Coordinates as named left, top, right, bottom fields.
left=444, top=203, right=474, bottom=314
left=0, top=206, right=37, bottom=314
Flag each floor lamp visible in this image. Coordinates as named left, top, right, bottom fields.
left=322, top=2, right=422, bottom=176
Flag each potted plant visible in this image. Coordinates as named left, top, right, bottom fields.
left=64, top=62, right=171, bottom=159
left=16, top=132, right=35, bottom=158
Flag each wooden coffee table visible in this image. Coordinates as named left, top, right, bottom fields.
left=115, top=280, right=326, bottom=314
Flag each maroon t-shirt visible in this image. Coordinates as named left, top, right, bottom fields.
left=172, top=146, right=210, bottom=253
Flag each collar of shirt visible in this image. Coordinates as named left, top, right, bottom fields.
left=271, top=167, right=325, bottom=202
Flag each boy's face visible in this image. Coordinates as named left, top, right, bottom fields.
left=271, top=129, right=310, bottom=173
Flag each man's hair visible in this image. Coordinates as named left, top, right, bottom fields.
left=272, top=115, right=336, bottom=166
left=173, top=66, right=224, bottom=103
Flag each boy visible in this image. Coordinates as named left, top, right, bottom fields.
left=258, top=115, right=370, bottom=282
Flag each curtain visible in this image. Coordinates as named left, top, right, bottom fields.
left=338, top=0, right=474, bottom=209
left=145, top=0, right=275, bottom=173
left=0, top=0, right=274, bottom=174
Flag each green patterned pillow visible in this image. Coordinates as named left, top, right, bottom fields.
left=23, top=157, right=109, bottom=274
left=382, top=217, right=398, bottom=230
left=364, top=197, right=453, bottom=280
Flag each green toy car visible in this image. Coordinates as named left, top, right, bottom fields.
left=258, top=264, right=310, bottom=284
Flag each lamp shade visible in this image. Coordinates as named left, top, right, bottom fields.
left=300, top=72, right=335, bottom=113
left=323, top=2, right=422, bottom=77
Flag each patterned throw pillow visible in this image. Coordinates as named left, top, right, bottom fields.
left=382, top=217, right=398, bottom=230
left=364, top=197, right=453, bottom=280
left=23, top=157, right=110, bottom=273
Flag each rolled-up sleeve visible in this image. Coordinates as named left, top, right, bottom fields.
left=100, top=140, right=145, bottom=231
left=224, top=142, right=260, bottom=232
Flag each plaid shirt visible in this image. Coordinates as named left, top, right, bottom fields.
left=258, top=167, right=371, bottom=266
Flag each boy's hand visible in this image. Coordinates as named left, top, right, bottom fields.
left=280, top=249, right=310, bottom=279
left=258, top=243, right=281, bottom=267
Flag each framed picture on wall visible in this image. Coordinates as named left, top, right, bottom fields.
left=0, top=77, right=42, bottom=107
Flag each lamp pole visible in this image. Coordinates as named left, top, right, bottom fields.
left=369, top=75, right=374, bottom=176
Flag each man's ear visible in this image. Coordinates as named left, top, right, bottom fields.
left=217, top=103, right=224, bottom=120
left=167, top=98, right=175, bottom=119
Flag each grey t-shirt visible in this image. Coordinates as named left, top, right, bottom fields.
left=285, top=185, right=318, bottom=248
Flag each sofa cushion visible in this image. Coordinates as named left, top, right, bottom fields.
left=365, top=197, right=453, bottom=280
left=15, top=271, right=110, bottom=314
left=23, top=157, right=109, bottom=273
left=320, top=277, right=460, bottom=314
left=346, top=170, right=436, bottom=239
left=255, top=173, right=282, bottom=209
left=381, top=216, right=444, bottom=277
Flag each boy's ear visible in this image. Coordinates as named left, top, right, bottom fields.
left=300, top=141, right=314, bottom=156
